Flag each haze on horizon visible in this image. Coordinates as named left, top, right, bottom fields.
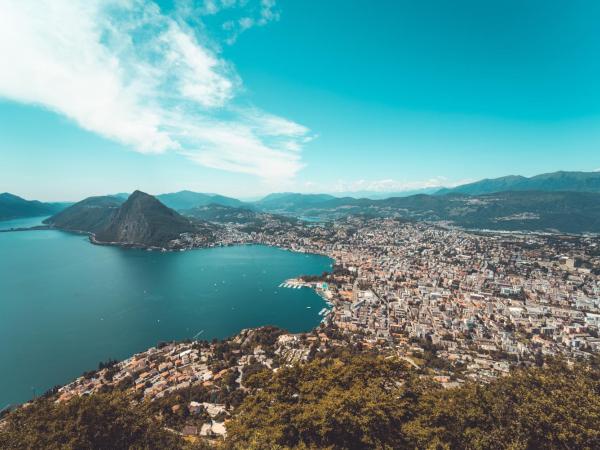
left=1, top=0, right=600, bottom=202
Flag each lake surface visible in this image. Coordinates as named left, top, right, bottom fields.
left=0, top=215, right=48, bottom=230
left=0, top=227, right=332, bottom=407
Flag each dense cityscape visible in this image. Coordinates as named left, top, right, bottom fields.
left=47, top=213, right=600, bottom=443
left=229, top=216, right=600, bottom=371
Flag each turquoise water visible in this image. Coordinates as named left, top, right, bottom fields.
left=0, top=215, right=48, bottom=230
left=0, top=228, right=332, bottom=407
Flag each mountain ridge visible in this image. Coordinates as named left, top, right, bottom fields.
left=0, top=192, right=69, bottom=221
left=253, top=190, right=600, bottom=233
left=45, top=191, right=213, bottom=248
left=436, top=171, right=600, bottom=195
left=157, top=190, right=245, bottom=211
left=43, top=196, right=125, bottom=233
left=94, top=190, right=200, bottom=248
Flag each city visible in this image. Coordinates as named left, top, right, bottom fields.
left=50, top=215, right=600, bottom=442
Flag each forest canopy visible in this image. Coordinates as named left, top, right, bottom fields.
left=1, top=354, right=599, bottom=450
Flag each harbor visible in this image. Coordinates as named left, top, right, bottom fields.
left=278, top=282, right=303, bottom=289
left=278, top=278, right=334, bottom=322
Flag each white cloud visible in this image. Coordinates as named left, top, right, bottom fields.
left=222, top=0, right=280, bottom=44
left=0, top=0, right=308, bottom=180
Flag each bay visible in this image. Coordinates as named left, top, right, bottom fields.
left=0, top=215, right=48, bottom=230
left=0, top=227, right=332, bottom=407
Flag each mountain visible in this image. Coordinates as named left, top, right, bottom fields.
left=380, top=191, right=600, bottom=233
left=332, top=187, right=441, bottom=199
left=0, top=193, right=69, bottom=221
left=251, top=190, right=600, bottom=233
left=157, top=190, right=245, bottom=211
left=436, top=171, right=600, bottom=195
left=110, top=192, right=131, bottom=200
left=45, top=191, right=213, bottom=248
left=255, top=193, right=338, bottom=212
left=43, top=196, right=125, bottom=233
left=182, top=204, right=259, bottom=224
left=94, top=191, right=201, bottom=247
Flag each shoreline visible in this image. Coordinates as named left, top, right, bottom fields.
left=0, top=232, right=335, bottom=408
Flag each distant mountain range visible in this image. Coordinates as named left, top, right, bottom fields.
left=5, top=171, right=600, bottom=234
left=435, top=171, right=600, bottom=196
left=182, top=204, right=258, bottom=224
left=44, top=195, right=124, bottom=233
left=157, top=190, right=245, bottom=210
left=250, top=190, right=600, bottom=233
left=332, top=187, right=441, bottom=199
left=253, top=193, right=337, bottom=212
left=0, top=193, right=70, bottom=221
left=44, top=191, right=213, bottom=248
left=378, top=190, right=600, bottom=233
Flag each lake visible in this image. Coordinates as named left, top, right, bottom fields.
left=0, top=226, right=332, bottom=407
left=0, top=215, right=48, bottom=230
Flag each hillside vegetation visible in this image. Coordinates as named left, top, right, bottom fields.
left=255, top=190, right=600, bottom=233
left=226, top=354, right=600, bottom=449
left=43, top=195, right=124, bottom=233
left=0, top=193, right=68, bottom=221
left=44, top=191, right=214, bottom=248
left=2, top=353, right=598, bottom=450
left=157, top=191, right=245, bottom=211
left=436, top=171, right=600, bottom=195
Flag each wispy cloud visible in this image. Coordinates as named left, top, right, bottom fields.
left=0, top=0, right=308, bottom=180
left=221, top=0, right=280, bottom=44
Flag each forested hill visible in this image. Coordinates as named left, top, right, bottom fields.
left=1, top=350, right=598, bottom=449
left=253, top=190, right=600, bottom=233
left=436, top=170, right=600, bottom=195
left=43, top=195, right=124, bottom=233
left=44, top=191, right=215, bottom=249
left=94, top=190, right=201, bottom=248
left=0, top=193, right=68, bottom=221
left=157, top=190, right=246, bottom=210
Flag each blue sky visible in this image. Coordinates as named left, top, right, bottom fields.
left=1, top=0, right=600, bottom=201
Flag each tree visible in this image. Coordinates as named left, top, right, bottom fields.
left=404, top=359, right=600, bottom=449
left=226, top=353, right=416, bottom=449
left=0, top=391, right=185, bottom=450
left=226, top=355, right=600, bottom=450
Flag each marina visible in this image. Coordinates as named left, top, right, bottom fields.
left=279, top=278, right=333, bottom=322
left=278, top=282, right=303, bottom=289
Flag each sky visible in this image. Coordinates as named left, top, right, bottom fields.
left=1, top=0, right=600, bottom=201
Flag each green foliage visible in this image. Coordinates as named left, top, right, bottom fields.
left=0, top=192, right=68, bottom=221
left=405, top=360, right=600, bottom=450
left=0, top=391, right=184, bottom=450
left=226, top=355, right=600, bottom=450
left=243, top=326, right=285, bottom=350
left=226, top=354, right=415, bottom=449
left=2, top=354, right=598, bottom=449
